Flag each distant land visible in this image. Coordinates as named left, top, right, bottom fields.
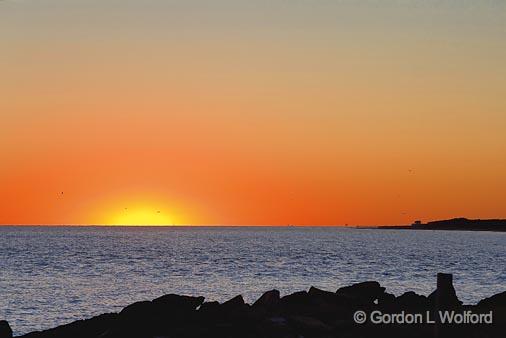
left=378, top=218, right=506, bottom=232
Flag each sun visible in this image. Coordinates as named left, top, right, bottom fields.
left=82, top=194, right=199, bottom=225
left=108, top=205, right=177, bottom=226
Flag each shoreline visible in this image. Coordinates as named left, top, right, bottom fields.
left=375, top=218, right=506, bottom=232
left=374, top=226, right=506, bottom=232
left=2, top=273, right=505, bottom=338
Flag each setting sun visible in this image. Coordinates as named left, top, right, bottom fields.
left=84, top=195, right=195, bottom=226
left=107, top=206, right=177, bottom=226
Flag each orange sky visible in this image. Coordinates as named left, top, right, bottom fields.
left=1, top=1, right=505, bottom=225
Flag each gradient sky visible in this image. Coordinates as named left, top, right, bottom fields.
left=1, top=0, right=505, bottom=225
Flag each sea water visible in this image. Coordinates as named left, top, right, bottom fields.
left=0, top=226, right=504, bottom=335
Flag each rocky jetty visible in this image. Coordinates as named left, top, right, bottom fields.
left=3, top=273, right=505, bottom=338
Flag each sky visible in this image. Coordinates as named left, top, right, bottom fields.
left=1, top=0, right=505, bottom=225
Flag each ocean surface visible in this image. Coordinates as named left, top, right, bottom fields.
left=0, top=226, right=505, bottom=336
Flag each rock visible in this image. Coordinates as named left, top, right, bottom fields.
left=116, top=300, right=156, bottom=336
left=308, top=286, right=334, bottom=298
left=307, top=286, right=354, bottom=311
left=476, top=292, right=506, bottom=327
left=281, top=289, right=346, bottom=322
left=336, top=281, right=386, bottom=304
left=198, top=297, right=249, bottom=325
left=253, top=290, right=280, bottom=310
left=199, top=301, right=221, bottom=312
left=219, top=295, right=250, bottom=319
left=428, top=273, right=462, bottom=308
left=0, top=321, right=12, bottom=338
left=279, top=291, right=310, bottom=313
left=152, top=294, right=205, bottom=313
left=278, top=291, right=323, bottom=318
left=19, top=313, right=117, bottom=338
left=119, top=301, right=153, bottom=319
left=197, top=301, right=222, bottom=323
left=114, top=295, right=205, bottom=338
left=280, top=291, right=308, bottom=304
left=395, top=291, right=430, bottom=308
left=116, top=293, right=205, bottom=334
left=376, top=292, right=396, bottom=306
left=477, top=291, right=506, bottom=308
left=222, top=295, right=246, bottom=310
left=120, top=294, right=204, bottom=319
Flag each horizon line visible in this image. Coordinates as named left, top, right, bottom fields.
left=0, top=224, right=400, bottom=227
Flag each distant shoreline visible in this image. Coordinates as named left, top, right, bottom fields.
left=375, top=218, right=506, bottom=232
left=374, top=226, right=506, bottom=232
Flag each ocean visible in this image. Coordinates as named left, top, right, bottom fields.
left=0, top=226, right=505, bottom=335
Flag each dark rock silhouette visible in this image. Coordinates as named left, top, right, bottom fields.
left=0, top=321, right=12, bottom=338
left=253, top=290, right=280, bottom=310
left=395, top=291, right=430, bottom=308
left=336, top=281, right=385, bottom=304
left=428, top=273, right=463, bottom=308
left=18, top=314, right=116, bottom=338
left=478, top=291, right=506, bottom=308
left=6, top=273, right=505, bottom=338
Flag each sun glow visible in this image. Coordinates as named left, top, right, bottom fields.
left=87, top=195, right=193, bottom=226
left=108, top=206, right=177, bottom=226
